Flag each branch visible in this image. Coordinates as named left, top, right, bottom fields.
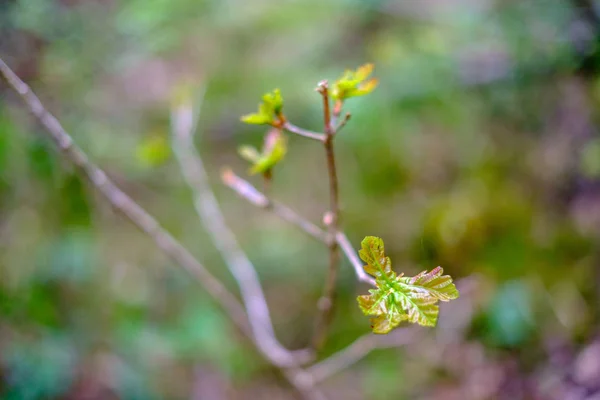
left=0, top=57, right=250, bottom=337
left=312, top=80, right=341, bottom=350
left=0, top=57, right=326, bottom=400
left=221, top=169, right=328, bottom=242
left=221, top=170, right=374, bottom=286
left=170, top=90, right=313, bottom=367
left=334, top=112, right=351, bottom=133
left=307, top=327, right=420, bottom=384
left=283, top=121, right=326, bottom=142
left=335, top=232, right=376, bottom=286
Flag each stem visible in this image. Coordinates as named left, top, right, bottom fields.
left=171, top=97, right=313, bottom=367
left=283, top=122, right=326, bottom=142
left=221, top=170, right=375, bottom=285
left=312, top=81, right=341, bottom=350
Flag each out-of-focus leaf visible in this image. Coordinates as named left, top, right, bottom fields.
left=332, top=63, right=379, bottom=101
left=357, top=236, right=459, bottom=333
left=485, top=280, right=534, bottom=347
left=581, top=138, right=600, bottom=179
left=136, top=135, right=171, bottom=167
left=241, top=89, right=284, bottom=125
left=238, top=129, right=287, bottom=175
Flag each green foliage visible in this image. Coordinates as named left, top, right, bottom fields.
left=241, top=88, right=284, bottom=125
left=238, top=129, right=287, bottom=175
left=331, top=63, right=378, bottom=101
left=357, top=236, right=459, bottom=333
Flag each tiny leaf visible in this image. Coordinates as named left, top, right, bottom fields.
left=356, top=236, right=459, bottom=334
left=238, top=146, right=261, bottom=163
left=239, top=129, right=287, bottom=175
left=241, top=89, right=284, bottom=126
left=332, top=63, right=379, bottom=101
left=359, top=236, right=393, bottom=278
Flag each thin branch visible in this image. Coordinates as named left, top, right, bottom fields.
left=312, top=80, right=341, bottom=350
left=0, top=56, right=250, bottom=337
left=307, top=327, right=420, bottom=384
left=170, top=91, right=312, bottom=367
left=283, top=122, right=326, bottom=142
left=222, top=169, right=328, bottom=242
left=334, top=112, right=351, bottom=133
left=221, top=171, right=374, bottom=286
left=335, top=232, right=376, bottom=286
left=0, top=57, right=326, bottom=400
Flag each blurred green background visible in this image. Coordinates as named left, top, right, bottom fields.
left=2, top=0, right=600, bottom=399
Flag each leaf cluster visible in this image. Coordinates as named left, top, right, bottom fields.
left=357, top=236, right=459, bottom=334
left=240, top=89, right=284, bottom=126
left=331, top=63, right=378, bottom=101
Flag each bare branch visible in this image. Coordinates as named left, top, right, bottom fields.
left=222, top=169, right=328, bottom=242
left=334, top=112, right=351, bottom=133
left=0, top=57, right=327, bottom=400
left=307, top=327, right=420, bottom=384
left=312, top=80, right=341, bottom=350
left=0, top=56, right=250, bottom=336
left=170, top=91, right=313, bottom=367
left=283, top=122, right=326, bottom=142
left=221, top=171, right=375, bottom=286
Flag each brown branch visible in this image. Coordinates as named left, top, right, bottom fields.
left=283, top=122, right=326, bottom=142
left=0, top=57, right=326, bottom=400
left=170, top=93, right=313, bottom=367
left=312, top=80, right=341, bottom=350
left=334, top=112, right=351, bottom=133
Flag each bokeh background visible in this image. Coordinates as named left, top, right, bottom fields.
left=2, top=0, right=600, bottom=399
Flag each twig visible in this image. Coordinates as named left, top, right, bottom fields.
left=222, top=169, right=328, bottom=242
left=283, top=122, right=326, bottom=142
left=170, top=91, right=313, bottom=367
left=306, top=327, right=420, bottom=384
left=221, top=171, right=374, bottom=286
left=334, top=112, right=351, bottom=133
left=0, top=57, right=326, bottom=400
left=335, top=232, right=376, bottom=286
left=0, top=56, right=250, bottom=336
left=312, top=80, right=341, bottom=350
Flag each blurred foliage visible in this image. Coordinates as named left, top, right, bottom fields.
left=2, top=0, right=600, bottom=398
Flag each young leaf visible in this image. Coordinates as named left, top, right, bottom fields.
left=356, top=236, right=459, bottom=334
left=238, top=129, right=287, bottom=175
left=331, top=63, right=379, bottom=101
left=241, top=89, right=284, bottom=126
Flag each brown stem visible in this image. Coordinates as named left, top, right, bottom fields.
left=312, top=81, right=341, bottom=350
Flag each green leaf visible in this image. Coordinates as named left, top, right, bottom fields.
left=136, top=135, right=171, bottom=167
left=241, top=89, right=284, bottom=125
left=358, top=236, right=393, bottom=278
left=239, top=129, right=287, bottom=175
left=356, top=236, right=459, bottom=333
left=332, top=63, right=379, bottom=101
